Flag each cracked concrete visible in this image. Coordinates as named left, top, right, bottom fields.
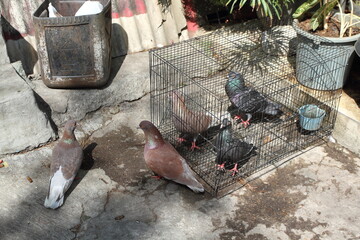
left=0, top=52, right=150, bottom=156
left=30, top=53, right=150, bottom=127
left=1, top=14, right=360, bottom=238
left=1, top=95, right=359, bottom=240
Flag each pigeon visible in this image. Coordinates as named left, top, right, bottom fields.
left=225, top=71, right=282, bottom=127
left=177, top=124, right=221, bottom=149
left=169, top=90, right=212, bottom=150
left=44, top=120, right=83, bottom=209
left=214, top=118, right=256, bottom=176
left=139, top=120, right=204, bottom=193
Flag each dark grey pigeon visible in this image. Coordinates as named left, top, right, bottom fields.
left=44, top=120, right=83, bottom=209
left=225, top=71, right=282, bottom=127
left=214, top=118, right=256, bottom=176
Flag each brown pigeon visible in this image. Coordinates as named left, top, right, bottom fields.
left=44, top=120, right=83, bottom=209
left=169, top=90, right=212, bottom=150
left=139, top=120, right=204, bottom=193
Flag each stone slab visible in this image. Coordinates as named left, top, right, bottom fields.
left=0, top=95, right=359, bottom=240
left=333, top=112, right=360, bottom=155
left=0, top=146, right=116, bottom=240
left=0, top=64, right=55, bottom=155
left=32, top=51, right=150, bottom=127
left=0, top=17, right=10, bottom=65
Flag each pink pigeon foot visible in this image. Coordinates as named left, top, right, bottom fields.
left=190, top=141, right=201, bottom=151
left=216, top=163, right=225, bottom=170
left=151, top=175, right=163, bottom=180
left=234, top=116, right=250, bottom=128
left=229, top=163, right=238, bottom=176
left=177, top=137, right=187, bottom=144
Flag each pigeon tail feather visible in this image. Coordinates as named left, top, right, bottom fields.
left=44, top=185, right=64, bottom=209
left=44, top=167, right=72, bottom=209
left=264, top=103, right=280, bottom=115
left=178, top=157, right=205, bottom=193
left=187, top=182, right=205, bottom=193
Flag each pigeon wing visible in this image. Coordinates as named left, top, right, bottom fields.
left=51, top=142, right=83, bottom=181
left=231, top=88, right=267, bottom=114
left=45, top=142, right=83, bottom=209
left=145, top=142, right=204, bottom=192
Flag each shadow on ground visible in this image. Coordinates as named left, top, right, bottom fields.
left=1, top=120, right=360, bottom=239
left=0, top=154, right=80, bottom=239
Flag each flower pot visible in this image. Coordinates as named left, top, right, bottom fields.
left=292, top=20, right=357, bottom=90
left=356, top=37, right=360, bottom=57
left=298, top=104, right=326, bottom=131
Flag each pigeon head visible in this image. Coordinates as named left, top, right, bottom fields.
left=65, top=120, right=77, bottom=133
left=221, top=118, right=231, bottom=129
left=61, top=120, right=78, bottom=142
left=139, top=120, right=164, bottom=148
left=227, top=71, right=245, bottom=89
left=139, top=120, right=155, bottom=130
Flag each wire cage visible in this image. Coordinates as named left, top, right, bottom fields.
left=149, top=21, right=343, bottom=197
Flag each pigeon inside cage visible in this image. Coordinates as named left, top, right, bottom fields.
left=150, top=27, right=341, bottom=197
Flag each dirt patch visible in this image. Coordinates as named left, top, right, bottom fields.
left=298, top=18, right=360, bottom=38
left=324, top=143, right=359, bottom=174
left=83, top=124, right=215, bottom=202
left=86, top=126, right=148, bottom=186
left=219, top=161, right=325, bottom=240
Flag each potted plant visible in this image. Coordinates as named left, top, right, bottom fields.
left=292, top=0, right=360, bottom=90
left=224, top=0, right=294, bottom=20
left=209, top=0, right=297, bottom=27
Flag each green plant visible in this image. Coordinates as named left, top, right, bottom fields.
left=223, top=0, right=294, bottom=20
left=293, top=0, right=360, bottom=37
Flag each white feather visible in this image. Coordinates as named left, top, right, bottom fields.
left=44, top=166, right=73, bottom=209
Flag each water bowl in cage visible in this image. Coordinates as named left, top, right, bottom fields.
left=298, top=104, right=326, bottom=131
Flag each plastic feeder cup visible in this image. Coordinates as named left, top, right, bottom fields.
left=298, top=104, right=326, bottom=131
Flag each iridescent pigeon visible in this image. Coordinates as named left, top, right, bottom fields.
left=169, top=90, right=212, bottom=150
left=139, top=120, right=204, bottom=193
left=225, top=71, right=282, bottom=127
left=214, top=118, right=256, bottom=176
left=44, top=120, right=83, bottom=209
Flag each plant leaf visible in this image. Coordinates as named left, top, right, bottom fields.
left=293, top=0, right=320, bottom=19
left=239, top=0, right=247, bottom=8
left=311, top=0, right=338, bottom=31
left=226, top=0, right=233, bottom=6
left=261, top=0, right=269, bottom=16
left=228, top=0, right=238, bottom=13
left=269, top=0, right=282, bottom=20
left=250, top=0, right=256, bottom=8
left=272, top=5, right=281, bottom=19
left=263, top=0, right=273, bottom=19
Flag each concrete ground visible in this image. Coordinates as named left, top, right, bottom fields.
left=1, top=94, right=360, bottom=240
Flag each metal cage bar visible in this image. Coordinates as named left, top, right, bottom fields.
left=149, top=24, right=342, bottom=197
